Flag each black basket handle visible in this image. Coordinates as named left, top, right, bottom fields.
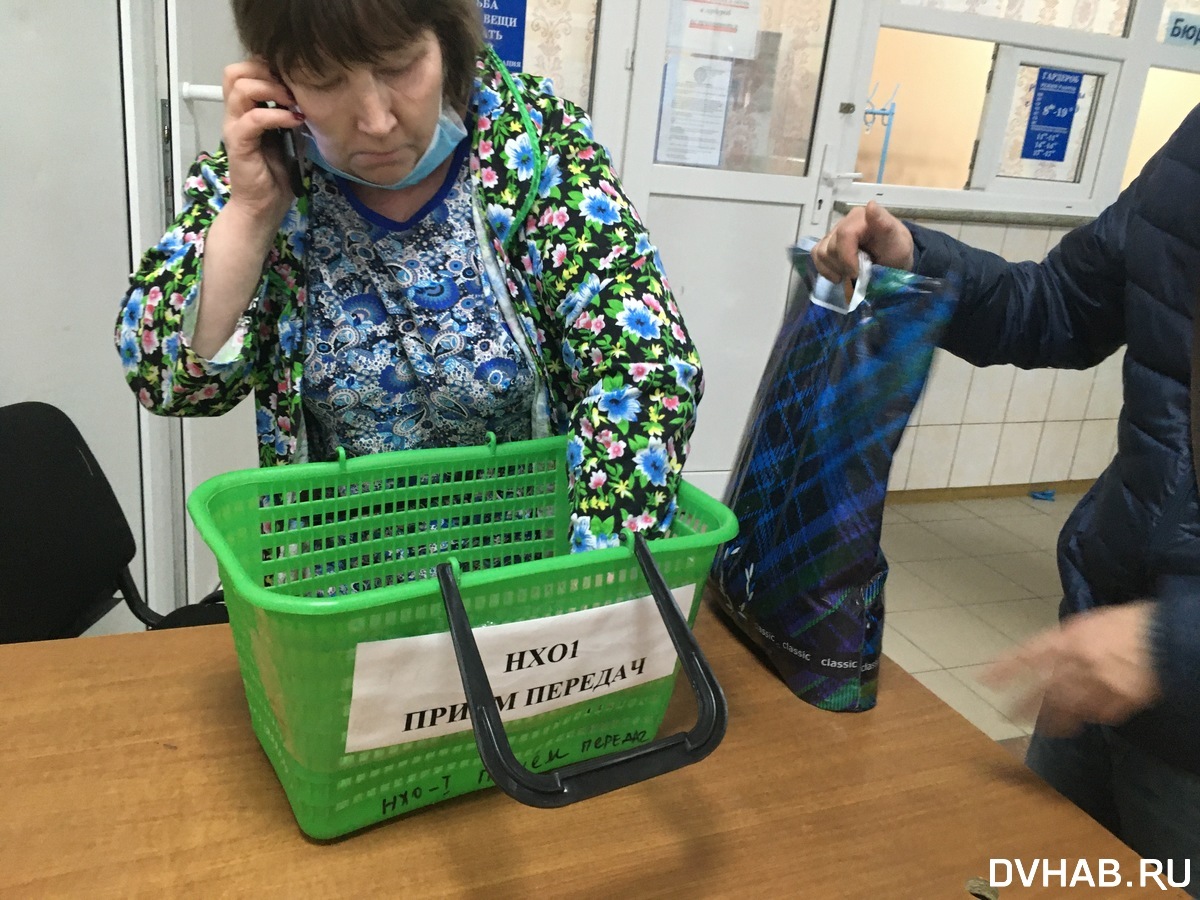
left=435, top=533, right=727, bottom=809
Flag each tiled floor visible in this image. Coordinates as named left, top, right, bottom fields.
left=881, top=490, right=1083, bottom=746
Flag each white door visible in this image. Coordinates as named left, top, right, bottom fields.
left=162, top=1, right=257, bottom=604
left=618, top=0, right=867, bottom=499
left=158, top=1, right=630, bottom=603
left=0, top=2, right=146, bottom=622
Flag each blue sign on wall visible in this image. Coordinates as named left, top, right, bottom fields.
left=1165, top=12, right=1200, bottom=48
left=480, top=0, right=527, bottom=73
left=1020, top=67, right=1084, bottom=164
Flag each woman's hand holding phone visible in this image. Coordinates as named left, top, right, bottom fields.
left=220, top=58, right=304, bottom=231
left=190, top=59, right=303, bottom=359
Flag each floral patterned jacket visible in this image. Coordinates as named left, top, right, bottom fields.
left=117, top=50, right=703, bottom=549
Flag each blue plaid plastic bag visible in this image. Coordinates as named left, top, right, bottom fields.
left=710, top=239, right=956, bottom=711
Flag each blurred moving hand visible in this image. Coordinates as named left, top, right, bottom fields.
left=981, top=601, right=1163, bottom=738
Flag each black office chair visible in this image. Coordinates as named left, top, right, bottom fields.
left=0, top=401, right=228, bottom=644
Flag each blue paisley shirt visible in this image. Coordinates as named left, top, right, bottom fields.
left=302, top=139, right=536, bottom=460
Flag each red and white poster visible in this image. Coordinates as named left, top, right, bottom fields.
left=671, top=0, right=762, bottom=60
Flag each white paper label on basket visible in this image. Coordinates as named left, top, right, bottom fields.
left=344, top=583, right=697, bottom=753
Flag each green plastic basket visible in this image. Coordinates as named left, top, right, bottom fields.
left=187, top=434, right=737, bottom=839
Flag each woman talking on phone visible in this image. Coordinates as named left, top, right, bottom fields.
left=117, top=0, right=703, bottom=551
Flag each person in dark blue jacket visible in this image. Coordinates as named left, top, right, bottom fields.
left=813, top=106, right=1200, bottom=887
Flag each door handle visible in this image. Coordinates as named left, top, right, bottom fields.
left=822, top=171, right=863, bottom=186
left=180, top=82, right=223, bottom=103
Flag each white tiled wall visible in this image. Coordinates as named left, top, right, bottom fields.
left=888, top=218, right=1121, bottom=491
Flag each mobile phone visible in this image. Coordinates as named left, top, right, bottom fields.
left=275, top=126, right=304, bottom=198
left=259, top=101, right=305, bottom=198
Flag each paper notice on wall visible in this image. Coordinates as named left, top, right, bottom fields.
left=655, top=55, right=733, bottom=167
left=670, top=0, right=761, bottom=60
left=345, top=584, right=697, bottom=753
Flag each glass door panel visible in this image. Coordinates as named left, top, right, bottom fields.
left=969, top=46, right=1117, bottom=199
left=853, top=28, right=994, bottom=189
left=995, top=65, right=1102, bottom=183
left=653, top=0, right=837, bottom=176
left=1123, top=67, right=1200, bottom=187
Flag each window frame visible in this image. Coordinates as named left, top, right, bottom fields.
left=969, top=48, right=1121, bottom=202
left=833, top=0, right=1200, bottom=217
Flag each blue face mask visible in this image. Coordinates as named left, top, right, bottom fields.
left=305, top=105, right=469, bottom=190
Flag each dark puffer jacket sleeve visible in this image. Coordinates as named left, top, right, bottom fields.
left=903, top=134, right=1200, bottom=720
left=904, top=151, right=1168, bottom=371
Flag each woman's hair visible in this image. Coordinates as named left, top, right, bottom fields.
left=231, top=0, right=485, bottom=108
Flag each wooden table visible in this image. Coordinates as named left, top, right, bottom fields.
left=0, top=600, right=1177, bottom=898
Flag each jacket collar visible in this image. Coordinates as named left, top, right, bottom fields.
left=467, top=48, right=546, bottom=257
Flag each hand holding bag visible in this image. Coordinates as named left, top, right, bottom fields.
left=710, top=239, right=956, bottom=711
